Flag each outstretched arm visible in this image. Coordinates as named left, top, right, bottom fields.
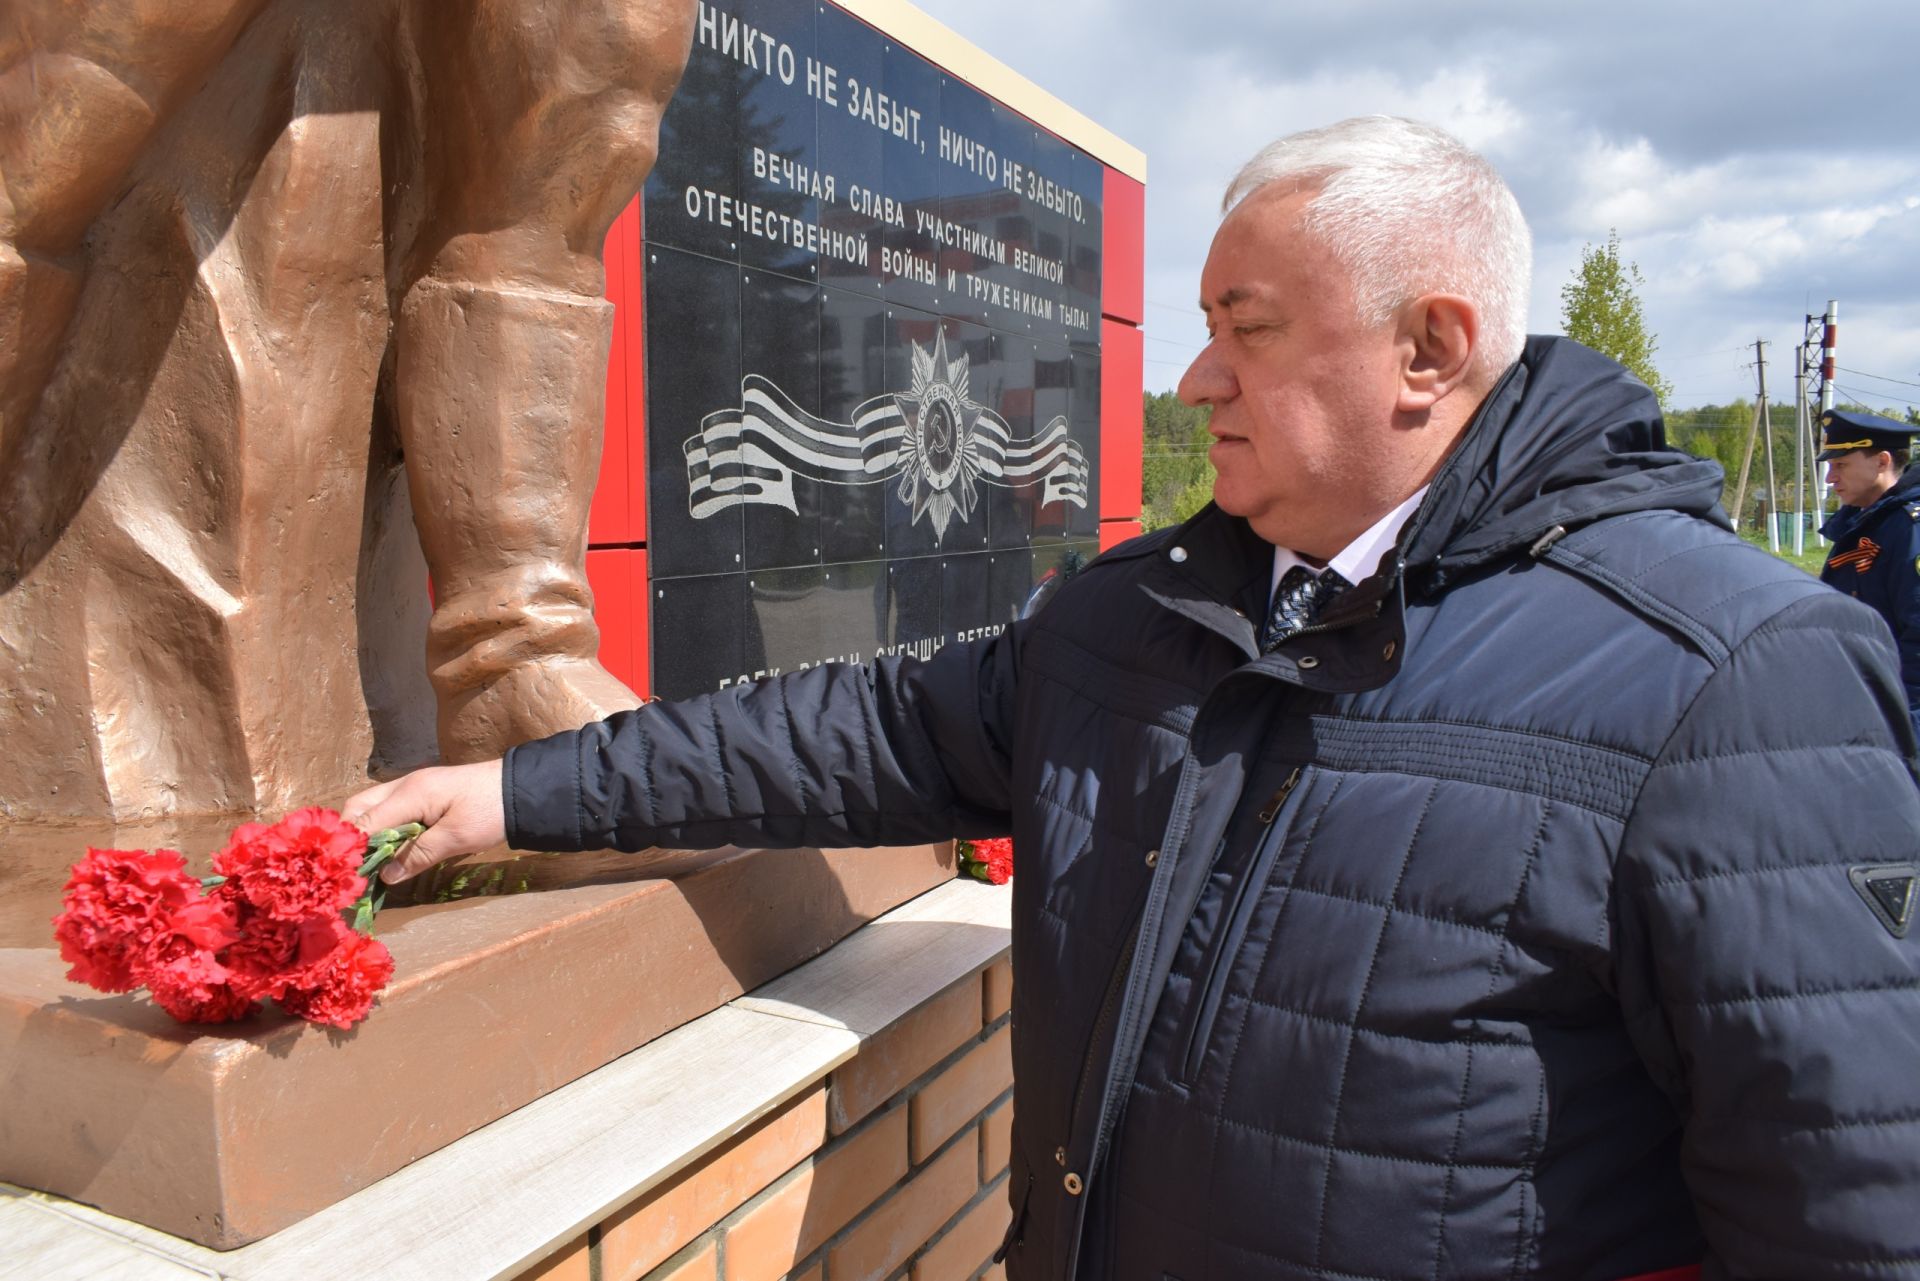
left=349, top=629, right=1023, bottom=882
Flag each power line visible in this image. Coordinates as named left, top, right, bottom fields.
left=1832, top=382, right=1918, bottom=410
left=1837, top=365, right=1920, bottom=390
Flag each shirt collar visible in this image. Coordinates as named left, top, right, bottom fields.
left=1271, top=486, right=1428, bottom=601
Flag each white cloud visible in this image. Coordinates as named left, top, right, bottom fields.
left=909, top=0, right=1920, bottom=405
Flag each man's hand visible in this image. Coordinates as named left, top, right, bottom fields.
left=343, top=760, right=507, bottom=884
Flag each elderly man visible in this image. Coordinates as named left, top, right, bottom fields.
left=352, top=118, right=1920, bottom=1280
left=1817, top=408, right=1920, bottom=736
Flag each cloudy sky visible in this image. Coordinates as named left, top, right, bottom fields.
left=911, top=0, right=1920, bottom=414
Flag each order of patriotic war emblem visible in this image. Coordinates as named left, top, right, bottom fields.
left=683, top=331, right=1091, bottom=543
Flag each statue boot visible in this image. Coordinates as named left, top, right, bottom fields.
left=394, top=277, right=641, bottom=763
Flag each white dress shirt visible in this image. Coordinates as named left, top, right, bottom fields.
left=1269, top=486, right=1428, bottom=606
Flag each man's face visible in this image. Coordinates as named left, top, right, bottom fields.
left=1826, top=449, right=1895, bottom=508
left=1177, top=188, right=1419, bottom=558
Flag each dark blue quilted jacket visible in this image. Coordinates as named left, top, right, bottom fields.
left=1820, top=466, right=1920, bottom=739
left=507, top=338, right=1920, bottom=1280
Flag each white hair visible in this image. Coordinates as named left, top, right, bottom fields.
left=1223, top=116, right=1532, bottom=379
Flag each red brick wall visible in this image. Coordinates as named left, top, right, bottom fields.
left=517, top=958, right=1016, bottom=1281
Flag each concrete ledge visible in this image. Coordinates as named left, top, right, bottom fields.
left=0, top=877, right=1013, bottom=1281
left=1, top=839, right=954, bottom=1247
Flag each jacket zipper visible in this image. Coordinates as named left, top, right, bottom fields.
left=1174, top=766, right=1302, bottom=1086
left=991, top=1155, right=1034, bottom=1264
left=1064, top=923, right=1142, bottom=1161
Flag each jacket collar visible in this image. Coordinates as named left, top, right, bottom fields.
left=1138, top=502, right=1407, bottom=692
left=1136, top=505, right=1271, bottom=657
left=1402, top=336, right=1727, bottom=594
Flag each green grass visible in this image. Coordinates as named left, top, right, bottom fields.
left=1739, top=527, right=1828, bottom=577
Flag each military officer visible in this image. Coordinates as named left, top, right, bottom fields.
left=1818, top=407, right=1920, bottom=737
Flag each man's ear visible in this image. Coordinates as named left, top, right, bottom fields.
left=1396, top=293, right=1479, bottom=414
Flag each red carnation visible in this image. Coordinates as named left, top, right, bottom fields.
left=134, top=895, right=249, bottom=1023
left=55, top=808, right=405, bottom=1029
left=212, top=807, right=368, bottom=923
left=53, top=847, right=202, bottom=992
left=963, top=836, right=1014, bottom=886
left=145, top=945, right=253, bottom=1024
left=278, top=922, right=394, bottom=1030
left=226, top=929, right=302, bottom=1001
left=204, top=884, right=304, bottom=1002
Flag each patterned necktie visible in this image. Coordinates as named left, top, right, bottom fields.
left=1261, top=565, right=1348, bottom=652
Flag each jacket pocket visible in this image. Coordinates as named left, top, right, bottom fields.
left=1175, top=766, right=1305, bottom=1087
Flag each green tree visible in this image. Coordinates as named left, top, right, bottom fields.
left=1141, top=391, right=1214, bottom=531
left=1559, top=229, right=1674, bottom=405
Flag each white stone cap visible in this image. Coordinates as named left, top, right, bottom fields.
left=835, top=0, right=1148, bottom=182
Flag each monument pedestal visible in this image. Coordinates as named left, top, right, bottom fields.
left=0, top=829, right=953, bottom=1248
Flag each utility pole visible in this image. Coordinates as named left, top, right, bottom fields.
left=1793, top=341, right=1806, bottom=557
left=1795, top=345, right=1810, bottom=554
left=1731, top=376, right=1762, bottom=533
left=1757, top=340, right=1778, bottom=552
left=1814, top=301, right=1838, bottom=542
left=1728, top=338, right=1766, bottom=533
left=1821, top=300, right=1838, bottom=415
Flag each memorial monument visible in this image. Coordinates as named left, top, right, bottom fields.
left=0, top=0, right=1128, bottom=1250
left=2, top=0, right=696, bottom=822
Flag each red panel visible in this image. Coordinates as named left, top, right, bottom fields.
left=627, top=197, right=648, bottom=538
left=1099, top=519, right=1144, bottom=552
left=632, top=547, right=651, bottom=702
left=590, top=203, right=636, bottom=545
left=1102, top=167, right=1145, bottom=325
left=586, top=548, right=638, bottom=691
left=1100, top=318, right=1143, bottom=521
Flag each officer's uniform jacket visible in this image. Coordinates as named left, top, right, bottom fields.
left=505, top=338, right=1920, bottom=1280
left=1821, top=465, right=1920, bottom=738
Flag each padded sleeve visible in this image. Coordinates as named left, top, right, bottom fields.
left=1885, top=516, right=1920, bottom=743
left=500, top=627, right=1022, bottom=853
left=1612, top=591, right=1920, bottom=1278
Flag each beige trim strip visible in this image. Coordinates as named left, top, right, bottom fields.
left=832, top=0, right=1147, bottom=182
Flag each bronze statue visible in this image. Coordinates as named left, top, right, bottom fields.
left=0, top=0, right=696, bottom=821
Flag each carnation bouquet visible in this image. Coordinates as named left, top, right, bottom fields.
left=52, top=808, right=421, bottom=1029
left=959, top=836, right=1014, bottom=885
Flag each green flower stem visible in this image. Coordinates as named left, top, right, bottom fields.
left=349, top=823, right=424, bottom=933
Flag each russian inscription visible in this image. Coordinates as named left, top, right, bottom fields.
left=645, top=0, right=1104, bottom=698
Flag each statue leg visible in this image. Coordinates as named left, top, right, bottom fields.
left=393, top=0, right=695, bottom=761
left=394, top=280, right=642, bottom=758
left=1, top=0, right=267, bottom=567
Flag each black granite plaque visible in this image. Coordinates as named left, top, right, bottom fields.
left=731, top=0, right=819, bottom=280
left=652, top=573, right=748, bottom=701
left=645, top=0, right=1105, bottom=694
left=740, top=274, right=823, bottom=571
left=646, top=245, right=742, bottom=579
left=819, top=285, right=891, bottom=564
